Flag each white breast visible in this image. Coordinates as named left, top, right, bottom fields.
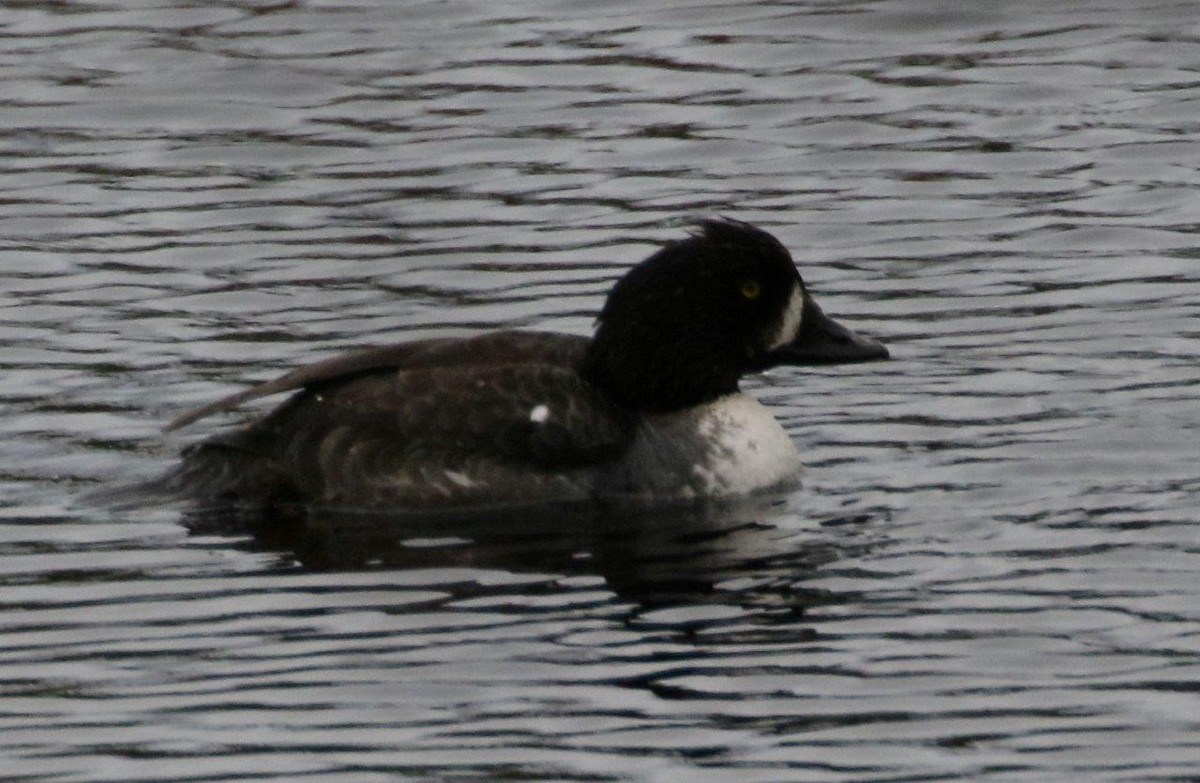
left=600, top=394, right=803, bottom=499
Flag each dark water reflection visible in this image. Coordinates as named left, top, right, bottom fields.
left=4, top=0, right=1200, bottom=780
left=187, top=497, right=868, bottom=619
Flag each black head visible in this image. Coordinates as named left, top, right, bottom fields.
left=582, top=218, right=887, bottom=412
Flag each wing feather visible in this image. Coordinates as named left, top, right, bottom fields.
left=164, top=331, right=588, bottom=432
left=182, top=361, right=630, bottom=507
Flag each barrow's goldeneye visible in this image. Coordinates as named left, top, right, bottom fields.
left=156, top=219, right=887, bottom=512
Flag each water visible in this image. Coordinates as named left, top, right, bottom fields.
left=4, top=0, right=1199, bottom=780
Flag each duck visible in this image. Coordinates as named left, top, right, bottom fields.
left=157, top=219, right=888, bottom=513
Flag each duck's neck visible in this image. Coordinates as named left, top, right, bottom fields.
left=581, top=330, right=742, bottom=413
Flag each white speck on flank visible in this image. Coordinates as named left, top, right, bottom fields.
left=444, top=470, right=475, bottom=489
left=530, top=404, right=550, bottom=423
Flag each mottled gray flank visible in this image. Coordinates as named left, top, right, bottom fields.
left=3, top=0, right=1198, bottom=781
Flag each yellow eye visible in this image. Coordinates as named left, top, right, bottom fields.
left=740, top=280, right=761, bottom=300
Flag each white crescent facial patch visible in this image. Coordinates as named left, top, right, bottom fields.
left=766, top=284, right=804, bottom=350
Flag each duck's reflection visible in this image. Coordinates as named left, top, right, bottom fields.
left=183, top=495, right=873, bottom=617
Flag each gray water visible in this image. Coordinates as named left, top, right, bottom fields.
left=4, top=0, right=1199, bottom=780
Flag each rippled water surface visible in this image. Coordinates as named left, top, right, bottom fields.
left=4, top=1, right=1199, bottom=780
